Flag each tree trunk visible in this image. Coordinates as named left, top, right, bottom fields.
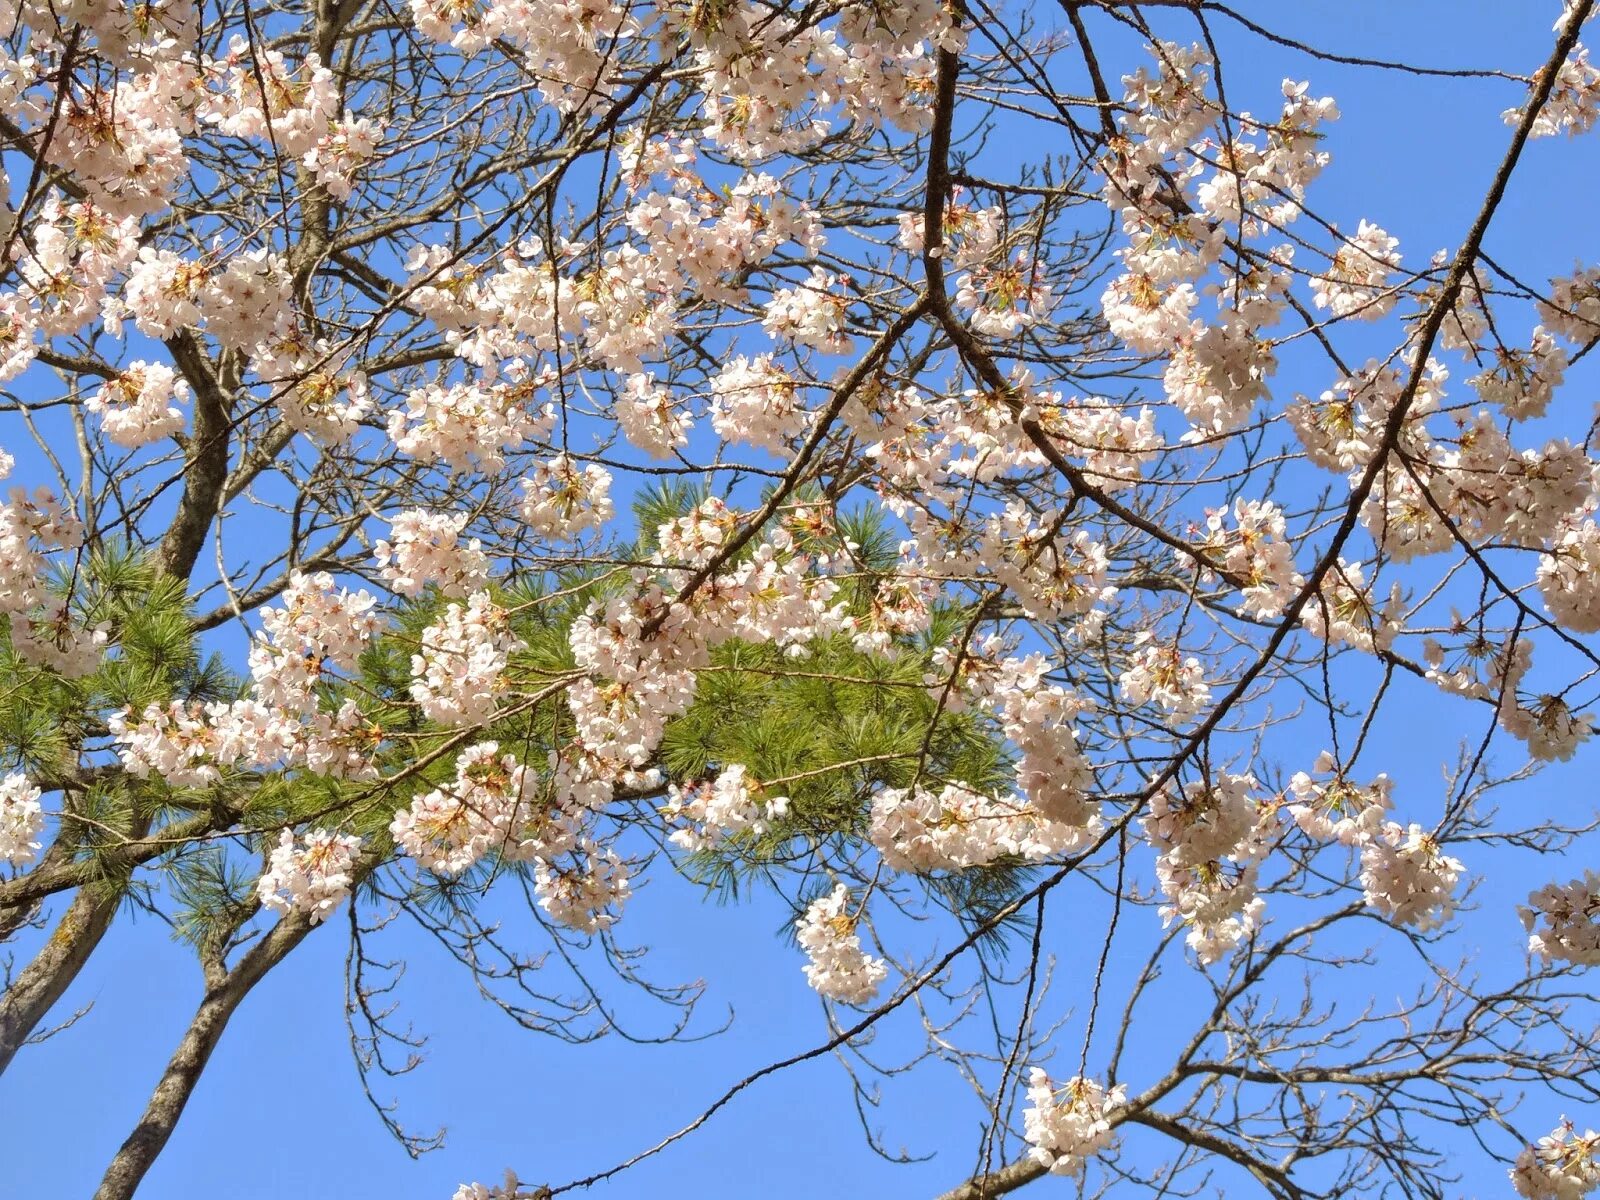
left=91, top=913, right=316, bottom=1200
left=0, top=884, right=119, bottom=1077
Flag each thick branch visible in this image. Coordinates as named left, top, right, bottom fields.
left=153, top=332, right=234, bottom=581
left=0, top=884, right=119, bottom=1078
left=90, top=909, right=321, bottom=1200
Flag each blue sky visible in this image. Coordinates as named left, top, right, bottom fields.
left=5, top=3, right=1600, bottom=1198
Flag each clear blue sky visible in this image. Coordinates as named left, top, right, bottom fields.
left=4, top=4, right=1598, bottom=1198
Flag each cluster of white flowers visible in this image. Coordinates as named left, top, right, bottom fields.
left=1309, top=220, right=1401, bottom=319
left=109, top=700, right=224, bottom=787
left=85, top=361, right=188, bottom=448
left=519, top=456, right=615, bottom=540
left=391, top=742, right=573, bottom=874
left=982, top=654, right=1100, bottom=831
left=1359, top=823, right=1464, bottom=931
left=1522, top=872, right=1600, bottom=965
left=1101, top=271, right=1200, bottom=355
left=1301, top=558, right=1403, bottom=654
left=1118, top=636, right=1211, bottom=722
left=565, top=579, right=706, bottom=767
left=662, top=763, right=787, bottom=851
left=449, top=1174, right=518, bottom=1200
left=1200, top=499, right=1304, bottom=618
left=1144, top=772, right=1269, bottom=964
left=409, top=592, right=522, bottom=727
left=1503, top=695, right=1596, bottom=763
left=681, top=0, right=959, bottom=161
left=762, top=268, right=853, bottom=352
left=560, top=522, right=844, bottom=788
left=534, top=843, right=631, bottom=933
left=980, top=504, right=1113, bottom=621
left=1507, top=43, right=1600, bottom=138
left=273, top=362, right=373, bottom=445
left=1471, top=327, right=1568, bottom=419
left=616, top=373, right=692, bottom=459
left=1161, top=318, right=1276, bottom=435
left=1289, top=357, right=1441, bottom=475
left=1286, top=751, right=1392, bottom=845
left=1044, top=393, right=1161, bottom=493
left=9, top=599, right=110, bottom=680
left=870, top=781, right=1087, bottom=873
left=203, top=248, right=293, bottom=351
left=654, top=497, right=735, bottom=568
left=248, top=572, right=383, bottom=711
left=1541, top=266, right=1600, bottom=343
left=1493, top=638, right=1597, bottom=762
left=955, top=255, right=1053, bottom=337
left=411, top=0, right=638, bottom=112
left=1538, top=522, right=1600, bottom=632
left=897, top=192, right=1002, bottom=268
left=255, top=828, right=363, bottom=924
left=0, top=771, right=44, bottom=866
left=389, top=379, right=552, bottom=472
left=846, top=567, right=937, bottom=655
left=0, top=297, right=37, bottom=384
left=709, top=355, right=809, bottom=452
left=795, top=883, right=888, bottom=1005
left=0, top=475, right=95, bottom=673
left=111, top=693, right=383, bottom=787
left=1512, top=1120, right=1600, bottom=1200
left=1022, top=1069, right=1123, bottom=1178
left=117, top=248, right=205, bottom=339
left=374, top=510, right=490, bottom=598
left=37, top=77, right=189, bottom=219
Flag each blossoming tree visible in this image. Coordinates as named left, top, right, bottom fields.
left=3, top=0, right=1600, bottom=1196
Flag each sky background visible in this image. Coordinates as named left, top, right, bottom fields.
left=5, top=3, right=1600, bottom=1198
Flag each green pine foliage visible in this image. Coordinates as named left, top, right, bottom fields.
left=5, top=494, right=1035, bottom=953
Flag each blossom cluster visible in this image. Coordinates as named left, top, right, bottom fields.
left=1512, top=1121, right=1600, bottom=1200
left=256, top=828, right=363, bottom=924
left=409, top=593, right=523, bottom=727
left=662, top=764, right=788, bottom=852
left=1523, top=873, right=1600, bottom=965
left=0, top=772, right=44, bottom=866
left=1022, top=1069, right=1124, bottom=1178
left=375, top=510, right=490, bottom=598
left=795, top=884, right=889, bottom=1005
left=1144, top=772, right=1270, bottom=964
left=1358, top=823, right=1465, bottom=932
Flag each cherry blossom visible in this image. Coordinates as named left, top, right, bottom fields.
left=1287, top=752, right=1392, bottom=845
left=375, top=510, right=490, bottom=598
left=520, top=456, right=615, bottom=540
left=762, top=268, right=853, bottom=352
left=1359, top=822, right=1464, bottom=931
left=256, top=828, right=363, bottom=924
left=534, top=841, right=631, bottom=933
left=249, top=572, right=383, bottom=711
left=410, top=592, right=522, bottom=727
left=390, top=742, right=571, bottom=874
left=709, top=355, right=809, bottom=452
left=1310, top=220, right=1400, bottom=320
left=1538, top=522, right=1600, bottom=632
left=0, top=771, right=44, bottom=866
left=1022, top=1069, right=1123, bottom=1178
left=1523, top=872, right=1600, bottom=965
left=1512, top=1120, right=1600, bottom=1200
left=84, top=364, right=187, bottom=448
left=1507, top=44, right=1600, bottom=138
left=662, top=763, right=788, bottom=852
left=796, top=883, right=888, bottom=1005
left=1118, top=636, right=1211, bottom=722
